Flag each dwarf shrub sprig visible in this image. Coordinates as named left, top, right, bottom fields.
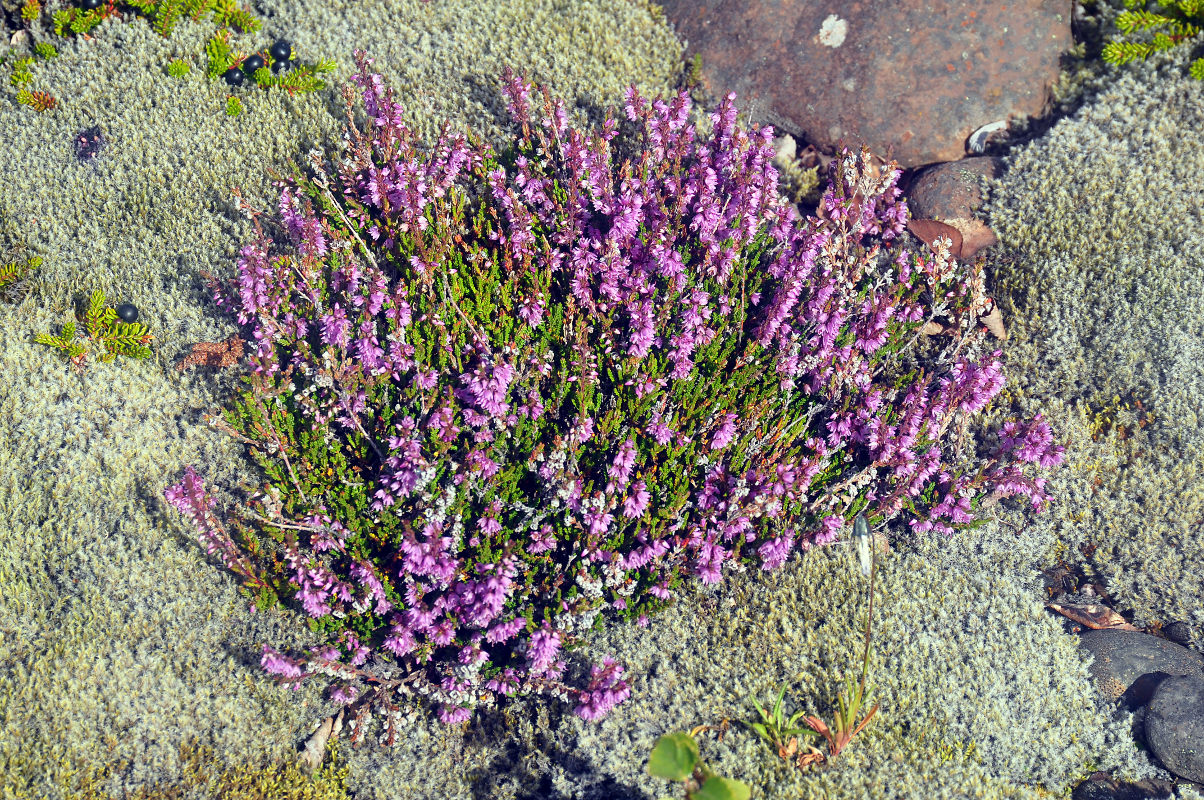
left=35, top=289, right=153, bottom=370
left=0, top=251, right=40, bottom=303
left=1101, top=0, right=1204, bottom=79
left=168, top=51, right=1063, bottom=746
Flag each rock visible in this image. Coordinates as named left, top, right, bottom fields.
left=1144, top=675, right=1204, bottom=783
left=1071, top=771, right=1174, bottom=800
left=1164, top=621, right=1195, bottom=647
left=1078, top=629, right=1204, bottom=708
left=658, top=0, right=1071, bottom=168
left=903, top=157, right=1002, bottom=259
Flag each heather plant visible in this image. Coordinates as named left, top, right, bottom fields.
left=166, top=50, right=1064, bottom=747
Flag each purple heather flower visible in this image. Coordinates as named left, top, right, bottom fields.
left=329, top=683, right=359, bottom=705
left=710, top=412, right=739, bottom=451
left=622, top=480, right=650, bottom=519
left=758, top=532, right=795, bottom=570
left=814, top=515, right=843, bottom=546
left=485, top=616, right=527, bottom=644
left=574, top=657, right=631, bottom=721
left=528, top=523, right=557, bottom=554
left=261, top=645, right=306, bottom=689
left=525, top=624, right=561, bottom=676
left=609, top=439, right=637, bottom=487
left=437, top=704, right=473, bottom=725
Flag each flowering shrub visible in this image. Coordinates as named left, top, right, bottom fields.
left=166, top=49, right=1063, bottom=746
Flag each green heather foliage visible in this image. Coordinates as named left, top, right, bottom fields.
left=34, top=288, right=153, bottom=368
left=1098, top=0, right=1204, bottom=79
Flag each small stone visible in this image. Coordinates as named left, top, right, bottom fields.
left=115, top=303, right=138, bottom=323
left=1164, top=622, right=1195, bottom=646
left=904, top=157, right=1003, bottom=260
left=1144, top=674, right=1204, bottom=783
left=1078, top=629, right=1204, bottom=708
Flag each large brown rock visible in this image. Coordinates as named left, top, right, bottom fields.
left=659, top=0, right=1071, bottom=168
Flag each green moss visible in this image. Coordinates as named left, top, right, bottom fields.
left=981, top=49, right=1204, bottom=643
left=6, top=739, right=352, bottom=800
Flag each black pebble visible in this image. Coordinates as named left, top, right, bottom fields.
left=223, top=67, right=245, bottom=87
left=73, top=125, right=106, bottom=163
left=269, top=39, right=291, bottom=63
left=115, top=303, right=139, bottom=323
left=242, top=54, right=265, bottom=74
left=1165, top=621, right=1194, bottom=646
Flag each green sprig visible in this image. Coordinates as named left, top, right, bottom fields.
left=34, top=289, right=153, bottom=369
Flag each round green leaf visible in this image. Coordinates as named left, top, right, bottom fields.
left=647, top=732, right=700, bottom=782
left=692, top=776, right=752, bottom=800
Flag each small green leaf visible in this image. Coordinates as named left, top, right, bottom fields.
left=771, top=684, right=787, bottom=722
left=648, top=732, right=699, bottom=782
left=692, top=776, right=751, bottom=800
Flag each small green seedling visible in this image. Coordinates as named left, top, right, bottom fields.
left=744, top=512, right=882, bottom=770
left=801, top=512, right=880, bottom=762
left=648, top=731, right=751, bottom=800
left=745, top=683, right=820, bottom=761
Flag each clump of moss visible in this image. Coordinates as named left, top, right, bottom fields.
left=981, top=52, right=1204, bottom=639
left=54, top=738, right=351, bottom=800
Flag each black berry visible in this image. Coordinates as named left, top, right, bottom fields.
left=80, top=0, right=103, bottom=9
left=114, top=304, right=139, bottom=323
left=271, top=59, right=290, bottom=75
left=223, top=67, right=245, bottom=87
left=269, top=39, right=291, bottom=63
left=242, top=54, right=265, bottom=74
